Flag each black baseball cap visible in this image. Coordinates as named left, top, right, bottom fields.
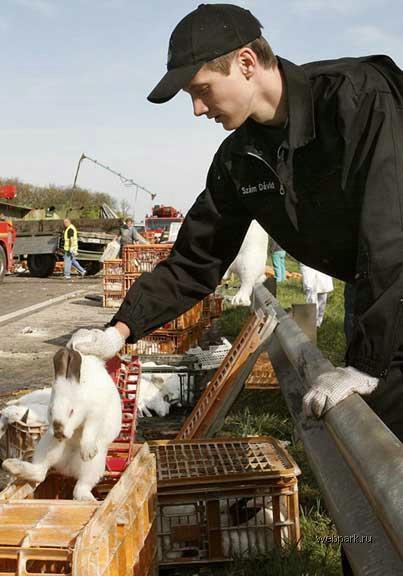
left=148, top=3, right=263, bottom=104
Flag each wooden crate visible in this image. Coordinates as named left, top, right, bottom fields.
left=0, top=443, right=157, bottom=575
left=149, top=437, right=300, bottom=566
left=124, top=325, right=202, bottom=356
left=123, top=244, right=173, bottom=274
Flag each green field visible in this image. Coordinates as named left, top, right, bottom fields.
left=216, top=257, right=346, bottom=576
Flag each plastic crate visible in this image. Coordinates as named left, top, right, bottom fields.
left=245, top=351, right=279, bottom=389
left=0, top=419, right=47, bottom=462
left=0, top=443, right=157, bottom=576
left=123, top=244, right=173, bottom=274
left=158, top=302, right=203, bottom=331
left=103, top=275, right=124, bottom=293
left=103, top=259, right=124, bottom=276
left=139, top=361, right=209, bottom=410
left=104, top=355, right=141, bottom=479
left=149, top=437, right=300, bottom=565
left=124, top=273, right=142, bottom=294
left=124, top=325, right=202, bottom=356
left=103, top=291, right=124, bottom=308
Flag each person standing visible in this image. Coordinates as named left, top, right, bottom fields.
left=63, top=218, right=86, bottom=280
left=270, top=238, right=286, bottom=283
left=117, top=217, right=148, bottom=257
left=300, top=264, right=334, bottom=327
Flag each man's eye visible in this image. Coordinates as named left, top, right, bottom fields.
left=199, top=86, right=209, bottom=95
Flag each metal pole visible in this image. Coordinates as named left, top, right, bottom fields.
left=253, top=283, right=403, bottom=561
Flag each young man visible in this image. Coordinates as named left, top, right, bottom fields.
left=117, top=217, right=147, bottom=257
left=63, top=218, right=86, bottom=279
left=70, top=5, right=403, bottom=441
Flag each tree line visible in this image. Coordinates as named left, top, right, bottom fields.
left=0, top=177, right=119, bottom=219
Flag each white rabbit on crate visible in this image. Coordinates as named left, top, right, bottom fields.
left=2, top=348, right=122, bottom=501
left=0, top=388, right=51, bottom=439
left=222, top=220, right=268, bottom=306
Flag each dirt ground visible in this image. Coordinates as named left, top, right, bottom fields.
left=0, top=274, right=114, bottom=402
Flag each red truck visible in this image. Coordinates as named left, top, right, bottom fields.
left=0, top=185, right=17, bottom=282
left=144, top=205, right=184, bottom=242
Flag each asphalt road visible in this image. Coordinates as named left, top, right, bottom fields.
left=0, top=272, right=103, bottom=317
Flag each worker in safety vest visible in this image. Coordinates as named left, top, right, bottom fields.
left=63, top=218, right=86, bottom=280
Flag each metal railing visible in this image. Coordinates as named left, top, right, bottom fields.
left=252, top=282, right=403, bottom=575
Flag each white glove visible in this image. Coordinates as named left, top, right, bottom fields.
left=68, top=327, right=126, bottom=360
left=303, top=366, right=379, bottom=418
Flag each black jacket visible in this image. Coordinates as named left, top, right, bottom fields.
left=112, top=55, right=403, bottom=378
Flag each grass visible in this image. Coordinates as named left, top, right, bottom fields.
left=215, top=258, right=346, bottom=575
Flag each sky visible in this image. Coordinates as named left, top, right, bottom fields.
left=1, top=0, right=402, bottom=222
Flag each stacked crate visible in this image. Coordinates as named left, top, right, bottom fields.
left=0, top=443, right=157, bottom=576
left=121, top=244, right=204, bottom=355
left=202, top=292, right=224, bottom=328
left=149, top=437, right=301, bottom=566
left=103, top=259, right=125, bottom=309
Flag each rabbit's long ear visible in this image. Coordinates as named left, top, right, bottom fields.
left=67, top=349, right=82, bottom=382
left=53, top=348, right=82, bottom=383
left=53, top=348, right=70, bottom=378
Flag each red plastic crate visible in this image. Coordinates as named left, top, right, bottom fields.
left=104, top=355, right=142, bottom=478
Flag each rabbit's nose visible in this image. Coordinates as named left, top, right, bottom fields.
left=53, top=420, right=66, bottom=440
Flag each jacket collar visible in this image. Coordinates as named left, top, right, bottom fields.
left=231, top=56, right=315, bottom=153
left=278, top=56, right=316, bottom=149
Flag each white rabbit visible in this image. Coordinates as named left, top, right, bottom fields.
left=221, top=496, right=288, bottom=556
left=223, top=220, right=268, bottom=306
left=2, top=348, right=122, bottom=501
left=137, top=375, right=170, bottom=417
left=6, top=387, right=52, bottom=407
left=0, top=403, right=49, bottom=439
left=158, top=504, right=198, bottom=560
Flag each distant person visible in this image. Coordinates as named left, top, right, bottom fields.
left=63, top=218, right=86, bottom=280
left=117, top=217, right=148, bottom=257
left=270, top=238, right=286, bottom=283
left=300, top=264, right=334, bottom=327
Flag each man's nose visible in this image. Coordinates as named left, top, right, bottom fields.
left=192, top=97, right=209, bottom=117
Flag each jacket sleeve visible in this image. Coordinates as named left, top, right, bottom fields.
left=337, top=61, right=403, bottom=377
left=110, top=155, right=252, bottom=342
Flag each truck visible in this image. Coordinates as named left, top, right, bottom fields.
left=13, top=216, right=122, bottom=278
left=143, top=205, right=184, bottom=242
left=0, top=185, right=17, bottom=282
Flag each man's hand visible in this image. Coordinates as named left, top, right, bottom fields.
left=303, top=366, right=379, bottom=418
left=67, top=326, right=126, bottom=360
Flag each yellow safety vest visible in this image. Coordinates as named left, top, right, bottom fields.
left=64, top=224, right=78, bottom=253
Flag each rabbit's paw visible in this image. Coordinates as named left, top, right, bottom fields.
left=2, top=458, right=45, bottom=482
left=2, top=458, right=25, bottom=477
left=80, top=442, right=98, bottom=461
left=73, top=483, right=96, bottom=501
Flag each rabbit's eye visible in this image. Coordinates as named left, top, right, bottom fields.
left=69, top=409, right=74, bottom=418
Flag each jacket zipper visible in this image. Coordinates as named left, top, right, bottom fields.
left=247, top=152, right=286, bottom=196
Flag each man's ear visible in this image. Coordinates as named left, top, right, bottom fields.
left=237, top=47, right=257, bottom=78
